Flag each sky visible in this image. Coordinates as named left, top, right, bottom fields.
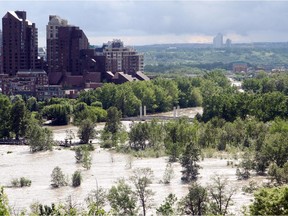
left=0, top=0, right=288, bottom=47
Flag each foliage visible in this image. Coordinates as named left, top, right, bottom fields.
left=42, top=103, right=71, bottom=125
left=82, top=149, right=92, bottom=170
left=26, top=123, right=54, bottom=152
left=101, top=107, right=124, bottom=147
left=130, top=168, right=154, bottom=216
left=86, top=186, right=107, bottom=215
left=0, top=187, right=10, bottom=216
left=180, top=143, right=201, bottom=182
left=11, top=98, right=29, bottom=140
left=236, top=151, right=255, bottom=180
left=78, top=119, right=97, bottom=144
left=51, top=166, right=68, bottom=188
left=178, top=183, right=208, bottom=215
left=208, top=175, right=235, bottom=216
left=107, top=178, right=138, bottom=215
left=268, top=162, right=288, bottom=185
left=72, top=170, right=82, bottom=187
left=156, top=193, right=177, bottom=216
left=11, top=177, right=31, bottom=187
left=0, top=94, right=11, bottom=138
left=250, top=186, right=288, bottom=215
left=162, top=163, right=174, bottom=184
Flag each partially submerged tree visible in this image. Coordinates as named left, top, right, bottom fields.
left=86, top=185, right=107, bottom=215
left=108, top=178, right=138, bottom=215
left=178, top=182, right=208, bottom=215
left=78, top=119, right=97, bottom=144
left=180, top=142, right=201, bottom=182
left=156, top=193, right=177, bottom=216
left=51, top=166, right=68, bottom=188
left=130, top=168, right=154, bottom=216
left=27, top=123, right=54, bottom=152
left=208, top=175, right=235, bottom=216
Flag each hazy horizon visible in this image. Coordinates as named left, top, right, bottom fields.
left=1, top=0, right=288, bottom=47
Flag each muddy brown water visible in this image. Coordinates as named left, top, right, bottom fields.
left=0, top=108, right=265, bottom=215
left=0, top=144, right=264, bottom=215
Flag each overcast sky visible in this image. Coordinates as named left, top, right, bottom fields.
left=0, top=0, right=288, bottom=46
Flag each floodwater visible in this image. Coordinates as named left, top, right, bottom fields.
left=0, top=108, right=264, bottom=215
left=0, top=144, right=264, bottom=215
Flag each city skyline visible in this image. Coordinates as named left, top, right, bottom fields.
left=1, top=0, right=288, bottom=46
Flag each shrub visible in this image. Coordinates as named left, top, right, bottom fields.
left=51, top=166, right=68, bottom=188
left=20, top=177, right=32, bottom=187
left=72, top=170, right=82, bottom=187
left=11, top=177, right=32, bottom=187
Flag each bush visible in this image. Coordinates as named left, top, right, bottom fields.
left=20, top=177, right=32, bottom=187
left=72, top=170, right=82, bottom=187
left=51, top=166, right=68, bottom=188
left=11, top=177, right=32, bottom=187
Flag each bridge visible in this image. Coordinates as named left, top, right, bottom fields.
left=122, top=115, right=194, bottom=121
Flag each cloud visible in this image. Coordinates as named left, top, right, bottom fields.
left=0, top=1, right=288, bottom=46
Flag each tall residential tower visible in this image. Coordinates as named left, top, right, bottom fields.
left=2, top=11, right=38, bottom=76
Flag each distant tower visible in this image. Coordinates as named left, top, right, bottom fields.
left=213, top=33, right=223, bottom=48
left=2, top=11, right=38, bottom=76
left=226, top=38, right=232, bottom=48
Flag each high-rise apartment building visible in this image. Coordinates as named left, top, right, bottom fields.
left=2, top=11, right=38, bottom=76
left=103, top=39, right=144, bottom=76
left=47, top=16, right=89, bottom=84
left=213, top=33, right=223, bottom=48
left=0, top=29, right=2, bottom=74
left=46, top=15, right=68, bottom=75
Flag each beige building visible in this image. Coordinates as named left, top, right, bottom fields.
left=103, top=39, right=144, bottom=76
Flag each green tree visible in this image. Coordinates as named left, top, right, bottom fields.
left=26, top=123, right=54, bottom=152
left=11, top=99, right=28, bottom=140
left=26, top=97, right=38, bottom=112
left=104, top=106, right=122, bottom=134
left=82, top=149, right=92, bottom=170
left=250, top=186, right=288, bottom=215
left=178, top=183, right=208, bottom=215
left=78, top=119, right=97, bottom=144
left=0, top=187, right=10, bottom=216
left=42, top=103, right=71, bottom=125
left=156, top=193, right=177, bottom=216
left=180, top=143, right=201, bottom=182
left=51, top=166, right=68, bottom=188
left=102, top=106, right=124, bottom=147
left=208, top=175, right=235, bottom=216
left=130, top=168, right=154, bottom=216
left=86, top=186, right=107, bottom=215
left=0, top=95, right=11, bottom=138
left=108, top=178, right=138, bottom=215
left=72, top=170, right=82, bottom=187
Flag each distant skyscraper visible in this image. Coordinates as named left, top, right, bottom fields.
left=103, top=39, right=144, bottom=76
left=213, top=33, right=223, bottom=48
left=226, top=38, right=232, bottom=48
left=2, top=11, right=38, bottom=76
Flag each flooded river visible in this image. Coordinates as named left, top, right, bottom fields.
left=0, top=144, right=261, bottom=215
left=0, top=108, right=264, bottom=215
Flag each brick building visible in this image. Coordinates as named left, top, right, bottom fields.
left=0, top=29, right=2, bottom=74
left=2, top=11, right=38, bottom=76
left=102, top=39, right=144, bottom=76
